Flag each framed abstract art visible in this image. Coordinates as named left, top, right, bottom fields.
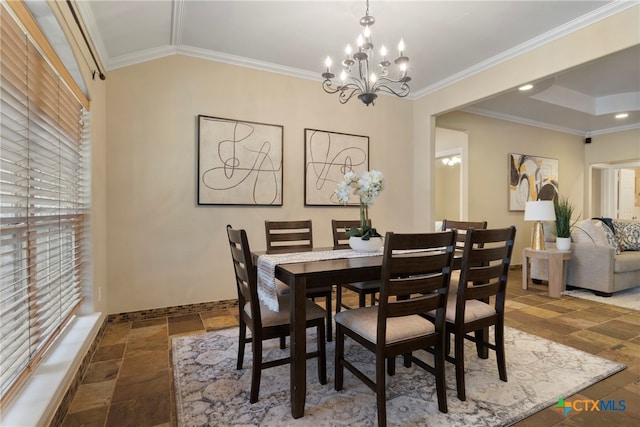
left=508, top=153, right=558, bottom=211
left=198, top=115, right=283, bottom=205
left=304, top=129, right=369, bottom=206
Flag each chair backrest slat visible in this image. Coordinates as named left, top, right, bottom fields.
left=378, top=231, right=456, bottom=330
left=265, top=220, right=313, bottom=253
left=442, top=219, right=488, bottom=245
left=456, top=226, right=516, bottom=312
left=388, top=252, right=451, bottom=276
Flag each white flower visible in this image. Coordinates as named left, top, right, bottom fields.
left=334, top=170, right=385, bottom=207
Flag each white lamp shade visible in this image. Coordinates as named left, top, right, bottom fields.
left=524, top=200, right=556, bottom=221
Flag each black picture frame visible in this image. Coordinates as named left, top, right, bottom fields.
left=198, top=115, right=283, bottom=205
left=304, top=128, right=369, bottom=206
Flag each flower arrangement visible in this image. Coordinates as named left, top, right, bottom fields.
left=335, top=170, right=385, bottom=240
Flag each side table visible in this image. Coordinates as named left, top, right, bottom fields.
left=522, top=247, right=571, bottom=298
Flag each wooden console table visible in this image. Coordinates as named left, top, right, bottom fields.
left=522, top=247, right=571, bottom=298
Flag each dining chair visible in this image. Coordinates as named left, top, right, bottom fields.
left=332, top=219, right=381, bottom=312
left=334, top=230, right=457, bottom=426
left=264, top=220, right=334, bottom=341
left=441, top=219, right=488, bottom=263
left=441, top=219, right=488, bottom=284
left=438, top=226, right=516, bottom=401
left=226, top=225, right=327, bottom=403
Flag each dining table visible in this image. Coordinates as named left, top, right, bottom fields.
left=251, top=247, right=384, bottom=419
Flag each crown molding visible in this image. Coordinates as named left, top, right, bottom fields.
left=412, top=1, right=638, bottom=99
left=462, top=106, right=640, bottom=136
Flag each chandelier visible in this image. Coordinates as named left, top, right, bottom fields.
left=321, top=0, right=411, bottom=106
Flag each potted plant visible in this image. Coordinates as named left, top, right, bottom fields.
left=554, top=196, right=576, bottom=251
left=335, top=170, right=385, bottom=252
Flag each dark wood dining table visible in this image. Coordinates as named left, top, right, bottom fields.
left=251, top=248, right=384, bottom=419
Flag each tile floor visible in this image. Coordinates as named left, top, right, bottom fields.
left=61, top=273, right=640, bottom=427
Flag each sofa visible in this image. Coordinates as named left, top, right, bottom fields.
left=532, top=218, right=640, bottom=296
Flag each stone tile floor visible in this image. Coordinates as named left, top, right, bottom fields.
left=61, top=274, right=640, bottom=427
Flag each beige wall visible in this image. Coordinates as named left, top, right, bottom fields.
left=436, top=111, right=585, bottom=264
left=435, top=164, right=460, bottom=221
left=584, top=128, right=640, bottom=217
left=104, top=6, right=639, bottom=314
left=584, top=129, right=640, bottom=165
left=105, top=55, right=413, bottom=313
left=411, top=5, right=640, bottom=233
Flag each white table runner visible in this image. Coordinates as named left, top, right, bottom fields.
left=257, top=249, right=383, bottom=311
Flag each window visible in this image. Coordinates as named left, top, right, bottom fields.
left=0, top=5, right=89, bottom=403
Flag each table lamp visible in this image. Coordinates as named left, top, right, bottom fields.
left=524, top=200, right=556, bottom=250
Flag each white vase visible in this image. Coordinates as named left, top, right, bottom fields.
left=556, top=237, right=571, bottom=251
left=349, top=236, right=383, bottom=253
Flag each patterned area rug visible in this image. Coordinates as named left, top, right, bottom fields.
left=172, top=327, right=625, bottom=427
left=563, top=286, right=640, bottom=311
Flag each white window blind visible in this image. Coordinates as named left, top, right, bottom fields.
left=0, top=5, right=89, bottom=403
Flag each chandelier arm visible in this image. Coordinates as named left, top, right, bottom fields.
left=372, top=83, right=410, bottom=97
left=344, top=75, right=366, bottom=93
left=323, top=79, right=366, bottom=103
left=322, top=79, right=342, bottom=95
left=338, top=89, right=362, bottom=104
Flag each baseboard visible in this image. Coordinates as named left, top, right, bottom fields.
left=107, top=298, right=239, bottom=323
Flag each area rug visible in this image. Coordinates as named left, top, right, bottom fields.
left=563, top=286, right=640, bottom=311
left=172, top=327, right=625, bottom=427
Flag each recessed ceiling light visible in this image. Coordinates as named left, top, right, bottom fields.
left=615, top=113, right=629, bottom=119
left=519, top=84, right=533, bottom=91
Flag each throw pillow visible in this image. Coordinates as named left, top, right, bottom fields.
left=593, top=217, right=615, bottom=233
left=571, top=219, right=604, bottom=245
left=571, top=219, right=620, bottom=254
left=600, top=221, right=621, bottom=254
left=613, top=220, right=640, bottom=251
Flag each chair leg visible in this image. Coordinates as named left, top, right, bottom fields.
left=369, top=292, right=376, bottom=306
left=495, top=320, right=508, bottom=382
left=387, top=356, right=395, bottom=376
left=403, top=353, right=411, bottom=368
left=445, top=331, right=451, bottom=356
left=279, top=336, right=286, bottom=349
left=376, top=354, right=387, bottom=427
left=455, top=330, right=466, bottom=401
left=475, top=327, right=489, bottom=359
left=336, top=285, right=343, bottom=313
left=250, top=339, right=262, bottom=403
left=434, top=337, right=448, bottom=413
left=237, top=321, right=246, bottom=370
left=317, top=323, right=327, bottom=384
left=358, top=291, right=366, bottom=308
left=334, top=324, right=344, bottom=391
left=326, top=294, right=333, bottom=342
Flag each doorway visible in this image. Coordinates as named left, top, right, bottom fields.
left=435, top=127, right=468, bottom=230
left=590, top=161, right=640, bottom=219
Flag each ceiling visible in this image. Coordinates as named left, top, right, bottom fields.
left=74, top=0, right=640, bottom=136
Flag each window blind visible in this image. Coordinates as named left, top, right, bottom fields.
left=0, top=5, right=89, bottom=403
